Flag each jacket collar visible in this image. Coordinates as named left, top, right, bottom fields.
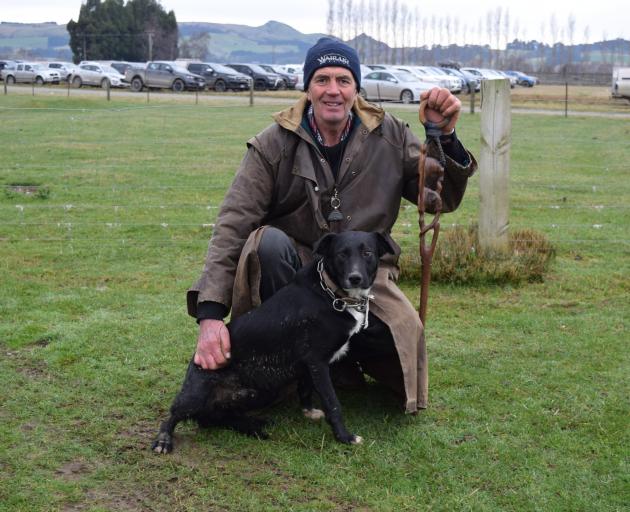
left=273, top=94, right=384, bottom=138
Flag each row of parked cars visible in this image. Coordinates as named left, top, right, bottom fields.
left=0, top=58, right=537, bottom=104
left=358, top=64, right=538, bottom=104
left=0, top=58, right=304, bottom=93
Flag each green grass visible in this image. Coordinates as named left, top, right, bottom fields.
left=1, top=94, right=628, bottom=511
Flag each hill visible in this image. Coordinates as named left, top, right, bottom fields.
left=0, top=19, right=628, bottom=72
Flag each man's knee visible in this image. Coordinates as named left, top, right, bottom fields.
left=258, top=227, right=299, bottom=268
left=257, top=227, right=301, bottom=301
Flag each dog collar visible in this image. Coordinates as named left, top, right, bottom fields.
left=316, top=259, right=373, bottom=327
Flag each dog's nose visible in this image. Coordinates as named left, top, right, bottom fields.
left=348, top=273, right=363, bottom=287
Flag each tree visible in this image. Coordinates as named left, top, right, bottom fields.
left=67, top=0, right=178, bottom=63
left=179, top=32, right=211, bottom=60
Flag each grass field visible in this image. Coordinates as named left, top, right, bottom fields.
left=0, top=94, right=628, bottom=511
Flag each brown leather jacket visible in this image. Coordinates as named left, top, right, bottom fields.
left=188, top=95, right=477, bottom=412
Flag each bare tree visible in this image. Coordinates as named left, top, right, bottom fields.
left=567, top=13, right=576, bottom=68
left=327, top=0, right=336, bottom=36
left=390, top=0, right=399, bottom=63
left=400, top=3, right=408, bottom=64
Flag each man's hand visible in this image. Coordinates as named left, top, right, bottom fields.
left=194, top=319, right=231, bottom=370
left=420, top=87, right=461, bottom=134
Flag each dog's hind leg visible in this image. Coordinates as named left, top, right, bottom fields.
left=298, top=371, right=325, bottom=421
left=306, top=360, right=363, bottom=445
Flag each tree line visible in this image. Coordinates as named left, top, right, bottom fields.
left=67, top=0, right=178, bottom=63
left=326, top=0, right=629, bottom=72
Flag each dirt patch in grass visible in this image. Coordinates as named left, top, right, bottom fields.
left=55, top=461, right=92, bottom=481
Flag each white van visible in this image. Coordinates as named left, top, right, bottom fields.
left=612, top=67, right=630, bottom=99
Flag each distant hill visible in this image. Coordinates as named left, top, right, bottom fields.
left=0, top=20, right=324, bottom=63
left=178, top=20, right=324, bottom=63
left=0, top=20, right=628, bottom=73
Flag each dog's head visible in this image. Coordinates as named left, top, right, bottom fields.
left=313, top=231, right=395, bottom=297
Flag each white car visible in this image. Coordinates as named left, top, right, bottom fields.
left=71, top=62, right=128, bottom=88
left=397, top=65, right=461, bottom=92
left=360, top=70, right=434, bottom=103
left=45, top=61, right=79, bottom=81
left=1, top=62, right=61, bottom=85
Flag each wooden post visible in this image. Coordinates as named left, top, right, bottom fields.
left=479, top=78, right=511, bottom=253
left=249, top=78, right=254, bottom=106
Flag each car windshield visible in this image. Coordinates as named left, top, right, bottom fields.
left=210, top=63, right=239, bottom=74
left=103, top=66, right=119, bottom=74
left=247, top=64, right=269, bottom=74
left=31, top=64, right=46, bottom=71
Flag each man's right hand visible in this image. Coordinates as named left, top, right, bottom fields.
left=194, top=319, right=231, bottom=370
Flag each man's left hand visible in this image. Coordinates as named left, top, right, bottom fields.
left=420, top=87, right=461, bottom=134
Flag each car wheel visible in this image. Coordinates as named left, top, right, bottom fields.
left=214, top=79, right=226, bottom=92
left=6, top=75, right=15, bottom=85
left=130, top=77, right=143, bottom=92
left=277, top=80, right=287, bottom=90
left=72, top=76, right=82, bottom=88
left=359, top=87, right=368, bottom=100
left=254, top=79, right=267, bottom=91
left=400, top=89, right=414, bottom=104
left=172, top=79, right=185, bottom=92
left=35, top=76, right=45, bottom=86
left=101, top=78, right=110, bottom=89
left=528, top=82, right=534, bottom=88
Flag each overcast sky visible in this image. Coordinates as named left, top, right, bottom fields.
left=2, top=0, right=628, bottom=45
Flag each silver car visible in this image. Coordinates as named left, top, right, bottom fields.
left=71, top=62, right=128, bottom=88
left=2, top=62, right=61, bottom=85
left=360, top=70, right=434, bottom=104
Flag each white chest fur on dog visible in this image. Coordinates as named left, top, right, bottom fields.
left=329, top=307, right=367, bottom=363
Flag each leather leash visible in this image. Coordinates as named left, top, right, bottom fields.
left=417, top=100, right=448, bottom=326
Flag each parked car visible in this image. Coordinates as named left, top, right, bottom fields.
left=71, top=62, right=128, bottom=88
left=225, top=63, right=284, bottom=91
left=282, top=64, right=304, bottom=90
left=421, top=66, right=464, bottom=93
left=45, top=61, right=79, bottom=81
left=611, top=67, right=630, bottom=99
left=496, top=70, right=517, bottom=88
left=504, top=70, right=537, bottom=87
left=360, top=70, right=433, bottom=103
left=261, top=64, right=298, bottom=90
left=181, top=61, right=250, bottom=92
left=440, top=66, right=481, bottom=93
left=125, top=61, right=206, bottom=92
left=0, top=60, right=18, bottom=81
left=1, top=62, right=61, bottom=85
left=396, top=65, right=460, bottom=92
left=92, top=60, right=145, bottom=76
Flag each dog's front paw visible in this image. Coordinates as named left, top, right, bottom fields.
left=302, top=408, right=325, bottom=421
left=336, top=432, right=364, bottom=445
left=152, top=431, right=173, bottom=454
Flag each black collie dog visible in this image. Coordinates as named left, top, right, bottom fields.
left=152, top=231, right=394, bottom=453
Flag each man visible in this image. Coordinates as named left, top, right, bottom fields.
left=187, top=37, right=477, bottom=412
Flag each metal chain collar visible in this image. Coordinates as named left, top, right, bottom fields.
left=316, top=259, right=372, bottom=320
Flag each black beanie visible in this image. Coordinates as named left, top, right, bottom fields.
left=303, top=37, right=361, bottom=91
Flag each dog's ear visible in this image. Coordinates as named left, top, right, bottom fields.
left=313, top=233, right=336, bottom=258
left=374, top=232, right=396, bottom=256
